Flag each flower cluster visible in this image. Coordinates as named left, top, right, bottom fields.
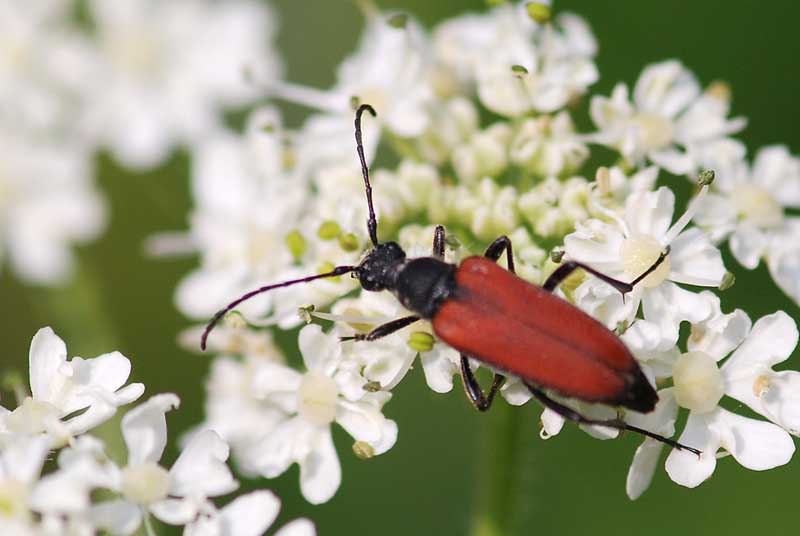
left=164, top=0, right=800, bottom=504
left=0, top=327, right=315, bottom=535
left=0, top=0, right=280, bottom=285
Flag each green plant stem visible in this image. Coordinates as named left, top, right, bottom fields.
left=470, top=401, right=529, bottom=536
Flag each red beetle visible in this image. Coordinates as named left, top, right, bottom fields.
left=202, top=104, right=698, bottom=454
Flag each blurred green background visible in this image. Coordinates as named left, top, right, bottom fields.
left=2, top=1, right=800, bottom=534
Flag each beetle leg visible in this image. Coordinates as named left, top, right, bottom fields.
left=542, top=246, right=671, bottom=294
left=339, top=315, right=420, bottom=342
left=483, top=235, right=515, bottom=273
left=524, top=383, right=702, bottom=455
left=432, top=225, right=446, bottom=260
left=460, top=354, right=506, bottom=412
left=457, top=236, right=516, bottom=411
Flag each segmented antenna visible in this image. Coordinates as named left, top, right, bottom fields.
left=355, top=104, right=379, bottom=246
left=200, top=265, right=356, bottom=351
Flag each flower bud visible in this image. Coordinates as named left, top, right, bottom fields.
left=408, top=331, right=435, bottom=352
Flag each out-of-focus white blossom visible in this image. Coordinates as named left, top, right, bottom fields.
left=272, top=11, right=434, bottom=142
left=0, top=131, right=106, bottom=285
left=434, top=3, right=597, bottom=116
left=185, top=490, right=316, bottom=536
left=174, top=109, right=305, bottom=321
left=83, top=0, right=282, bottom=168
left=694, top=145, right=800, bottom=304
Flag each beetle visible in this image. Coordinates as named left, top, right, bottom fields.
left=202, top=103, right=699, bottom=454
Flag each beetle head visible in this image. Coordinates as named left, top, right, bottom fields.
left=356, top=241, right=406, bottom=291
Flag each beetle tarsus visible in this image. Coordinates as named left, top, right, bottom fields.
left=525, top=383, right=701, bottom=454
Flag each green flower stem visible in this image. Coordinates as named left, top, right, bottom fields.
left=471, top=401, right=530, bottom=536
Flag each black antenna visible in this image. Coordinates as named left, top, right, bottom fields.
left=201, top=265, right=356, bottom=350
left=355, top=104, right=379, bottom=246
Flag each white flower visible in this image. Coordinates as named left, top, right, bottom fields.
left=625, top=309, right=798, bottom=497
left=589, top=165, right=659, bottom=215
left=694, top=145, right=800, bottom=269
left=175, top=112, right=306, bottom=320
left=253, top=325, right=397, bottom=504
left=475, top=13, right=598, bottom=117
left=590, top=60, right=745, bottom=175
left=83, top=0, right=282, bottom=168
left=413, top=97, right=478, bottom=165
left=565, top=186, right=726, bottom=347
left=509, top=112, right=589, bottom=178
left=447, top=178, right=520, bottom=241
left=451, top=122, right=511, bottom=184
left=0, top=130, right=106, bottom=285
left=332, top=288, right=463, bottom=394
left=434, top=4, right=597, bottom=116
left=178, top=322, right=286, bottom=363
left=272, top=11, right=434, bottom=139
left=0, top=0, right=95, bottom=136
left=184, top=490, right=315, bottom=536
left=195, top=353, right=287, bottom=478
left=0, top=435, right=50, bottom=526
left=518, top=176, right=590, bottom=238
left=0, top=327, right=143, bottom=445
left=74, top=394, right=240, bottom=534
left=767, top=221, right=800, bottom=305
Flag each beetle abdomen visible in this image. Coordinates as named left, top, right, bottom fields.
left=432, top=257, right=657, bottom=412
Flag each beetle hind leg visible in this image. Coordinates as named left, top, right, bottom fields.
left=457, top=235, right=518, bottom=412
left=460, top=354, right=506, bottom=412
left=524, top=383, right=701, bottom=456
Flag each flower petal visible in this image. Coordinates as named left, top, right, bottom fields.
left=626, top=438, right=663, bottom=500
left=274, top=518, right=317, bottom=536
left=150, top=497, right=201, bottom=526
left=716, top=409, right=795, bottom=471
left=298, top=324, right=339, bottom=375
left=299, top=427, right=341, bottom=505
left=256, top=417, right=302, bottom=479
left=642, top=283, right=713, bottom=345
left=122, top=393, right=180, bottom=465
left=420, top=347, right=460, bottom=393
left=218, top=490, right=281, bottom=536
left=29, top=327, right=68, bottom=401
left=625, top=187, right=674, bottom=241
left=729, top=223, right=769, bottom=269
left=668, top=228, right=726, bottom=286
left=687, top=293, right=751, bottom=360
left=722, top=311, right=798, bottom=372
left=90, top=500, right=142, bottom=536
left=169, top=430, right=237, bottom=498
left=665, top=412, right=718, bottom=488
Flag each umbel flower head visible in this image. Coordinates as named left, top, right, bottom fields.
left=166, top=0, right=800, bottom=508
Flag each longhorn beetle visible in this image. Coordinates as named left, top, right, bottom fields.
left=202, top=104, right=700, bottom=455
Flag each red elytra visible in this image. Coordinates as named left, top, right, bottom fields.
left=433, top=257, right=655, bottom=410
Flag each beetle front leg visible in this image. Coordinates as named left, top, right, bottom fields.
left=525, top=383, right=701, bottom=455
left=484, top=235, right=515, bottom=273
left=542, top=246, right=671, bottom=294
left=339, top=315, right=421, bottom=342
left=432, top=225, right=446, bottom=260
